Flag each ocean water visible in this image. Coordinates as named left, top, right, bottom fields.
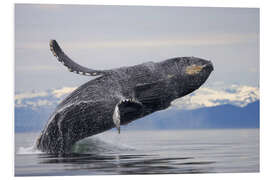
left=14, top=129, right=259, bottom=176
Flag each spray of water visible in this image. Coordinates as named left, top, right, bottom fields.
left=17, top=145, right=44, bottom=155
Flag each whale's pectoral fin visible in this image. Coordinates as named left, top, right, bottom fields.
left=49, top=40, right=104, bottom=76
left=113, top=99, right=144, bottom=133
left=113, top=103, right=121, bottom=134
left=134, top=80, right=171, bottom=110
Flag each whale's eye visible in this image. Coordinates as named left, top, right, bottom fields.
left=185, top=65, right=203, bottom=75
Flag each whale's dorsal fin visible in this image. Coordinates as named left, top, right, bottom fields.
left=113, top=99, right=143, bottom=134
left=49, top=40, right=103, bottom=76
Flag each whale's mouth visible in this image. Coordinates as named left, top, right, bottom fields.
left=202, top=61, right=214, bottom=74
left=206, top=61, right=214, bottom=72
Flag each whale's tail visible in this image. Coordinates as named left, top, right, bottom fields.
left=49, top=40, right=104, bottom=76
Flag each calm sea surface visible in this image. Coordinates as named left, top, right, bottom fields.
left=15, top=129, right=259, bottom=176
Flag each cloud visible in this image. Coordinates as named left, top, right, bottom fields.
left=32, top=4, right=62, bottom=9
left=16, top=65, right=60, bottom=72
left=16, top=33, right=258, bottom=50
left=249, top=67, right=258, bottom=73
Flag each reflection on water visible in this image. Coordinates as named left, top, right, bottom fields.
left=37, top=153, right=214, bottom=175
left=15, top=129, right=259, bottom=176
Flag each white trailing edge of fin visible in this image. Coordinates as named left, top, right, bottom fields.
left=113, top=103, right=121, bottom=134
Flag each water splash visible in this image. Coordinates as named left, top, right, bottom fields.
left=72, top=132, right=135, bottom=154
left=17, top=145, right=44, bottom=155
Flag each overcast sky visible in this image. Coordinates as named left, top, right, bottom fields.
left=15, top=4, right=259, bottom=92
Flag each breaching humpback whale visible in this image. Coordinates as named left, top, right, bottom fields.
left=36, top=40, right=214, bottom=155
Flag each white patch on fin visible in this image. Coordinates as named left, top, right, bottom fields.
left=113, top=103, right=121, bottom=134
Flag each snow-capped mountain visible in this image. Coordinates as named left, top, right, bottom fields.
left=14, top=84, right=259, bottom=132
left=15, top=84, right=259, bottom=110
left=15, top=87, right=76, bottom=109
left=172, top=84, right=259, bottom=110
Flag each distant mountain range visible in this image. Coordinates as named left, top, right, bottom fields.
left=125, top=100, right=259, bottom=130
left=171, top=84, right=259, bottom=109
left=14, top=85, right=260, bottom=132
left=15, top=106, right=54, bottom=132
